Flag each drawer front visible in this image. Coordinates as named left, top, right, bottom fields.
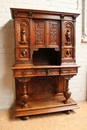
left=60, top=68, right=78, bottom=75
left=14, top=69, right=35, bottom=77
left=47, top=69, right=59, bottom=76
left=35, top=69, right=46, bottom=76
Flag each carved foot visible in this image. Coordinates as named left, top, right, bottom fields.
left=64, top=91, right=71, bottom=104
left=20, top=116, right=29, bottom=120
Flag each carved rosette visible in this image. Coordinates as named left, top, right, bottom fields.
left=17, top=77, right=31, bottom=108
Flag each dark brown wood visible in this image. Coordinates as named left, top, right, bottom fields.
left=10, top=8, right=79, bottom=118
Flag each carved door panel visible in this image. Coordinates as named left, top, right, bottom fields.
left=47, top=21, right=60, bottom=49
left=31, top=20, right=46, bottom=48
left=15, top=18, right=30, bottom=64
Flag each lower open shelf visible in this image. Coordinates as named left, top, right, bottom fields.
left=14, top=96, right=79, bottom=117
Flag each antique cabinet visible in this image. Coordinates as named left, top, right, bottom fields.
left=10, top=8, right=79, bottom=119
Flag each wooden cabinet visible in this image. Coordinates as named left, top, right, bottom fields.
left=11, top=8, right=79, bottom=119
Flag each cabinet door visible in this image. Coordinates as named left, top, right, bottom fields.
left=47, top=21, right=60, bottom=49
left=32, top=20, right=46, bottom=48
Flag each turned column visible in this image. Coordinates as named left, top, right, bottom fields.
left=17, top=77, right=31, bottom=108
left=62, top=75, right=74, bottom=104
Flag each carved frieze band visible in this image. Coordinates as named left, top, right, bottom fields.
left=16, top=60, right=32, bottom=64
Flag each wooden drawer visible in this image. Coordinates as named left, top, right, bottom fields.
left=47, top=69, right=59, bottom=76
left=60, top=68, right=78, bottom=75
left=35, top=69, right=46, bottom=76
left=14, top=69, right=35, bottom=77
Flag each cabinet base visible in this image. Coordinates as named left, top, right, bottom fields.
left=14, top=97, right=79, bottom=117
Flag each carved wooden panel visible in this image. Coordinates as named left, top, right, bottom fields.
left=64, top=22, right=74, bottom=46
left=16, top=48, right=29, bottom=60
left=16, top=18, right=30, bottom=46
left=32, top=77, right=55, bottom=96
left=47, top=21, right=60, bottom=48
left=32, top=20, right=45, bottom=48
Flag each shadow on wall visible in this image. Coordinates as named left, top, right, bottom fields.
left=0, top=20, right=15, bottom=109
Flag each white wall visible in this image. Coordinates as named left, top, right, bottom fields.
left=0, top=0, right=86, bottom=109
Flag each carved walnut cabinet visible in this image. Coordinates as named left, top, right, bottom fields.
left=10, top=8, right=79, bottom=119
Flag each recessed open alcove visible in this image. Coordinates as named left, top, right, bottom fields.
left=33, top=48, right=61, bottom=65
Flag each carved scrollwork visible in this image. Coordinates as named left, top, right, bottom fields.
left=16, top=77, right=31, bottom=83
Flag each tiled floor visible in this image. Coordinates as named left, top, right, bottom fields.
left=0, top=101, right=87, bottom=130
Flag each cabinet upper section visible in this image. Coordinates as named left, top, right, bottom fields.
left=10, top=8, right=79, bottom=65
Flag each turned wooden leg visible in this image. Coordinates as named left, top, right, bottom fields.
left=17, top=77, right=31, bottom=108
left=64, top=91, right=71, bottom=104
left=21, top=82, right=29, bottom=108
left=62, top=75, right=73, bottom=104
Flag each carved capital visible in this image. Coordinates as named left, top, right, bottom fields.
left=62, top=75, right=74, bottom=80
left=16, top=77, right=31, bottom=83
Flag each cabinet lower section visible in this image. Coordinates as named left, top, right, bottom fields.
left=12, top=65, right=79, bottom=118
left=14, top=96, right=78, bottom=117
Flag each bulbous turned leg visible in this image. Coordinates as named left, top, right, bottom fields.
left=63, top=91, right=71, bottom=104
left=21, top=94, right=29, bottom=108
